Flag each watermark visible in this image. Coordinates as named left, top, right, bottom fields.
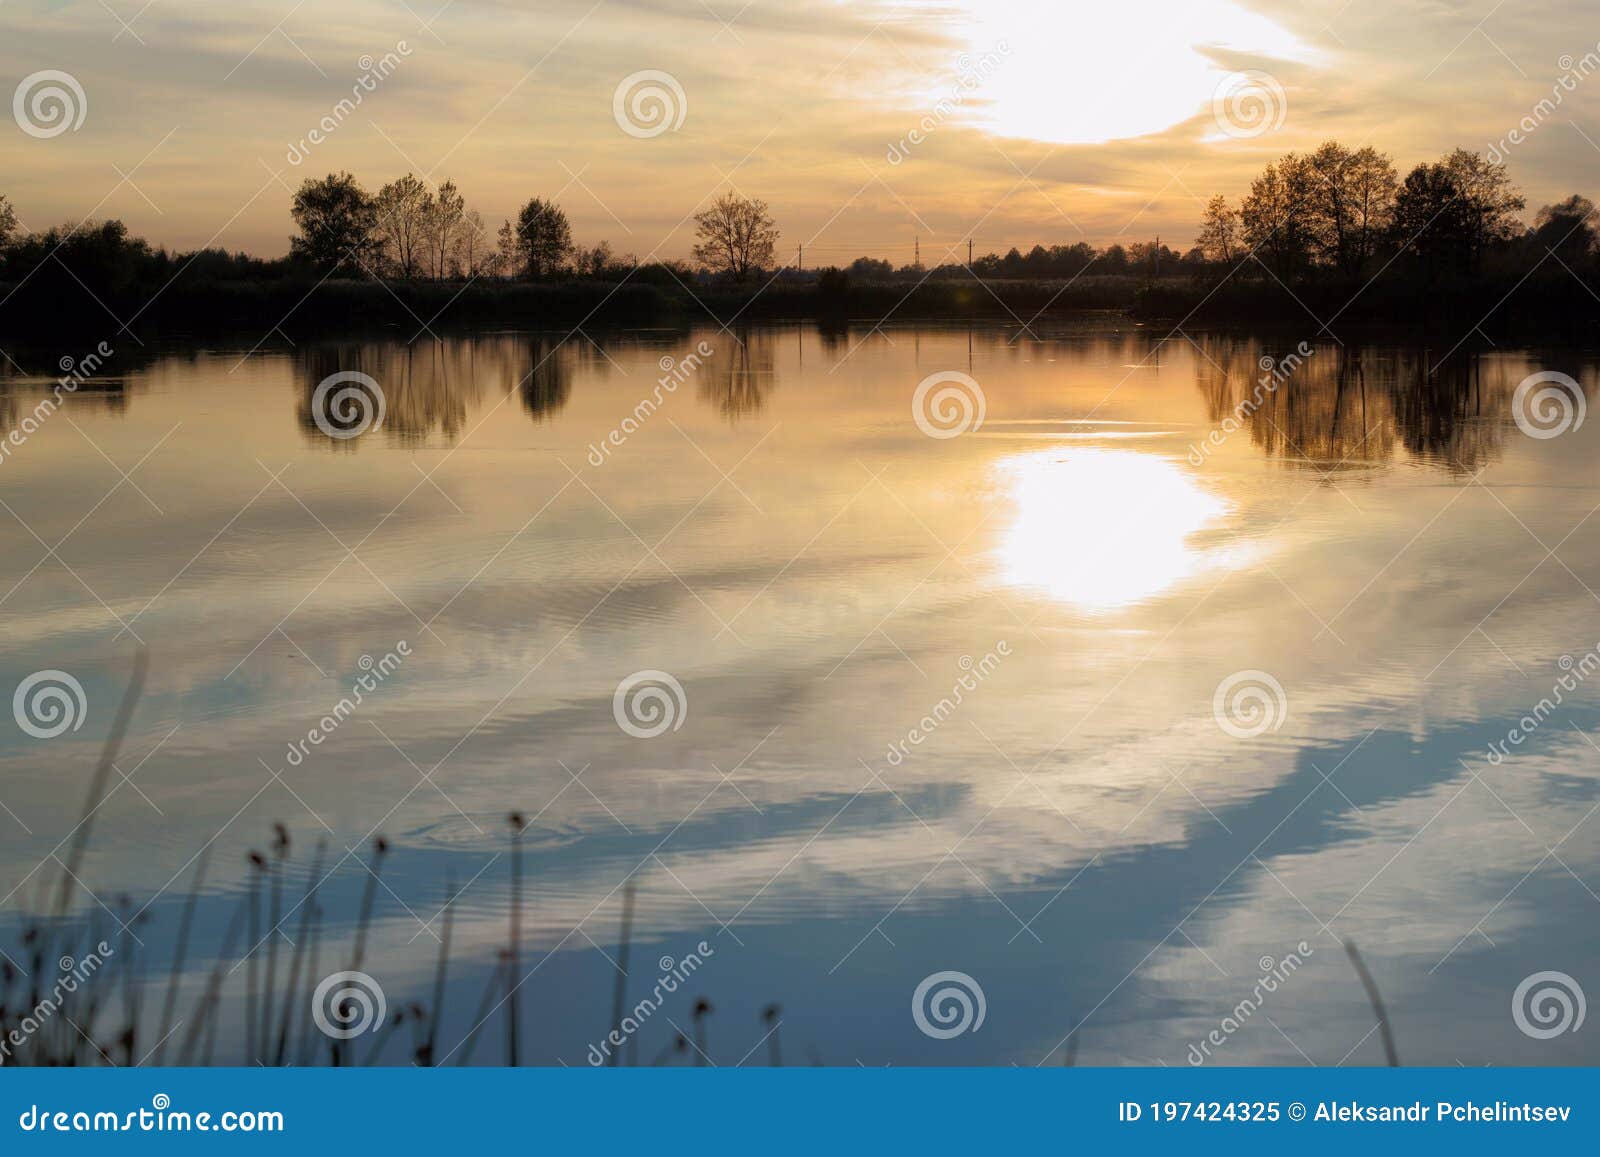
left=588, top=341, right=713, bottom=466
left=1212, top=70, right=1287, bottom=139
left=612, top=70, right=687, bottom=138
left=286, top=42, right=412, bottom=165
left=1512, top=371, right=1584, bottom=439
left=1186, top=942, right=1313, bottom=1064
left=885, top=644, right=1011, bottom=767
left=1487, top=644, right=1600, bottom=765
left=1187, top=342, right=1314, bottom=465
left=585, top=941, right=715, bottom=1064
left=13, top=70, right=87, bottom=139
left=0, top=942, right=114, bottom=1062
left=912, top=370, right=986, bottom=438
left=1212, top=670, right=1288, bottom=739
left=13, top=670, right=87, bottom=740
left=1512, top=970, right=1585, bottom=1039
left=1487, top=45, right=1600, bottom=163
left=17, top=1095, right=283, bottom=1133
left=311, top=970, right=386, bottom=1039
left=309, top=370, right=386, bottom=440
left=283, top=643, right=410, bottom=766
left=886, top=43, right=1010, bottom=165
left=0, top=343, right=115, bottom=469
left=612, top=669, right=687, bottom=738
left=912, top=970, right=985, bottom=1039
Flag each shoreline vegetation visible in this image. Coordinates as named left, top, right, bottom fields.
left=0, top=139, right=1597, bottom=342
left=2, top=654, right=1401, bottom=1067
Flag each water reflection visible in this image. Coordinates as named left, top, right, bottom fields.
left=4, top=321, right=1600, bottom=1067
left=996, top=449, right=1237, bottom=611
left=1187, top=336, right=1589, bottom=473
left=517, top=335, right=575, bottom=422
left=700, top=328, right=778, bottom=418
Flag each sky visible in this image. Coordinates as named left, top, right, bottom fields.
left=2, top=0, right=1598, bottom=263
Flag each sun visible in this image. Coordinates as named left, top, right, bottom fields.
left=943, top=0, right=1315, bottom=145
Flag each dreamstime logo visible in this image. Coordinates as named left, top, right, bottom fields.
left=585, top=940, right=715, bottom=1065
left=311, top=970, right=386, bottom=1039
left=1212, top=670, right=1287, bottom=739
left=1486, top=644, right=1600, bottom=765
left=1211, top=70, right=1287, bottom=139
left=612, top=669, right=687, bottom=738
left=1188, top=342, right=1314, bottom=465
left=912, top=970, right=986, bottom=1039
left=13, top=70, right=87, bottom=139
left=0, top=341, right=114, bottom=470
left=283, top=642, right=410, bottom=767
left=885, top=42, right=1010, bottom=164
left=1512, top=371, right=1585, bottom=439
left=310, top=371, right=386, bottom=440
left=588, top=341, right=714, bottom=466
left=0, top=940, right=114, bottom=1061
left=1512, top=970, right=1585, bottom=1039
left=286, top=41, right=412, bottom=165
left=13, top=670, right=87, bottom=739
left=612, top=70, right=687, bottom=139
left=1186, top=942, right=1313, bottom=1065
left=1486, top=43, right=1600, bottom=163
left=912, top=370, right=985, bottom=439
left=885, top=643, right=1011, bottom=767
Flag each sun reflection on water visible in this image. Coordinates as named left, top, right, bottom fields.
left=996, top=448, right=1240, bottom=611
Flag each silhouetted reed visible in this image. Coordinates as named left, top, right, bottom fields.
left=4, top=653, right=823, bottom=1070
left=763, top=1004, right=782, bottom=1066
left=1344, top=940, right=1400, bottom=1066
left=607, top=878, right=636, bottom=1067
left=507, top=813, right=524, bottom=1067
left=692, top=997, right=713, bottom=1066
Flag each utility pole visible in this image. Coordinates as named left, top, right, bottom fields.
left=915, top=235, right=920, bottom=267
left=967, top=238, right=973, bottom=271
left=796, top=243, right=802, bottom=271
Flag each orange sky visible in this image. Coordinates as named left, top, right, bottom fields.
left=3, top=0, right=1597, bottom=262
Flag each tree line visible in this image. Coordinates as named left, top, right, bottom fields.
left=1192, top=141, right=1596, bottom=283
left=287, top=172, right=781, bottom=283
left=0, top=142, right=1594, bottom=333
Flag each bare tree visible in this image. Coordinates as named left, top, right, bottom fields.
left=457, top=208, right=496, bottom=277
left=373, top=173, right=433, bottom=278
left=693, top=192, right=778, bottom=280
left=1196, top=195, right=1239, bottom=264
left=430, top=179, right=465, bottom=279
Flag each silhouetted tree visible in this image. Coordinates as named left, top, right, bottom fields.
left=373, top=173, right=433, bottom=279
left=573, top=239, right=614, bottom=278
left=1241, top=154, right=1315, bottom=277
left=1196, top=195, right=1239, bottom=264
left=1393, top=160, right=1470, bottom=281
left=289, top=172, right=378, bottom=272
left=3, top=218, right=153, bottom=304
left=503, top=198, right=572, bottom=279
left=693, top=191, right=778, bottom=280
left=458, top=208, right=496, bottom=277
left=1441, top=148, right=1525, bottom=272
left=1303, top=141, right=1397, bottom=273
left=0, top=195, right=16, bottom=251
left=429, top=179, right=465, bottom=278
left=1530, top=194, right=1597, bottom=268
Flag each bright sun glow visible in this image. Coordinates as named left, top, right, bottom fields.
left=950, top=0, right=1314, bottom=144
left=997, top=449, right=1234, bottom=611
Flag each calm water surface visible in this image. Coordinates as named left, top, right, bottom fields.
left=2, top=321, right=1597, bottom=1065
